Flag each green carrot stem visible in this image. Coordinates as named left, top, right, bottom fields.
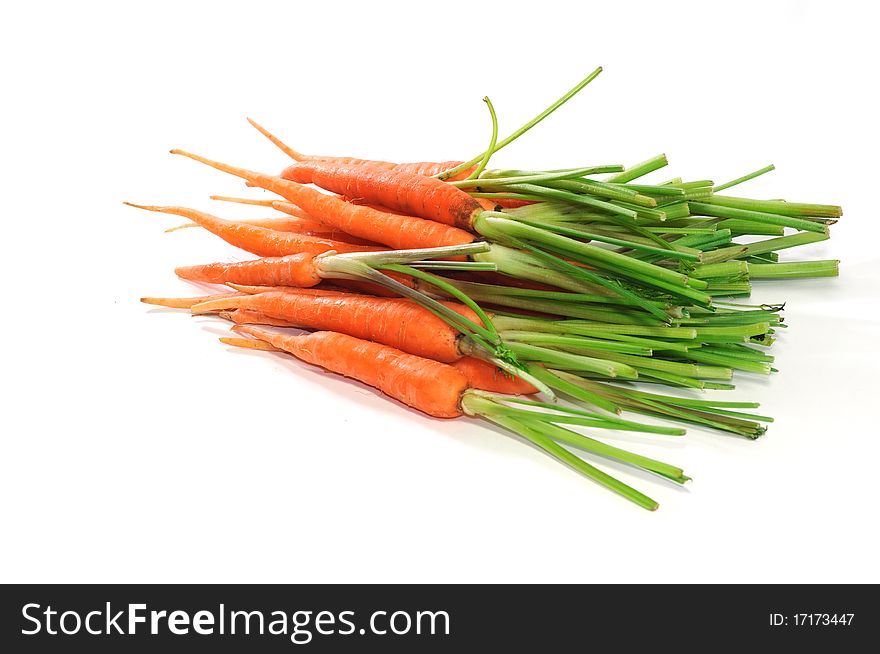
left=608, top=183, right=685, bottom=197
left=700, top=231, right=829, bottom=264
left=438, top=66, right=604, bottom=180
left=714, top=164, right=775, bottom=192
left=562, top=347, right=733, bottom=380
left=478, top=412, right=659, bottom=510
left=474, top=244, right=610, bottom=295
left=465, top=96, right=498, bottom=180
left=474, top=215, right=700, bottom=290
left=690, top=261, right=749, bottom=279
left=673, top=349, right=772, bottom=374
left=492, top=316, right=698, bottom=339
left=479, top=241, right=674, bottom=322
left=541, top=179, right=657, bottom=207
left=689, top=202, right=829, bottom=234
left=488, top=183, right=639, bottom=218
left=705, top=195, right=842, bottom=218
left=527, top=366, right=620, bottom=413
left=605, top=154, right=668, bottom=183
left=714, top=219, right=785, bottom=236
left=507, top=216, right=699, bottom=261
left=499, top=331, right=652, bottom=356
left=506, top=342, right=639, bottom=378
left=518, top=418, right=688, bottom=479
left=748, top=260, right=839, bottom=279
left=455, top=165, right=620, bottom=189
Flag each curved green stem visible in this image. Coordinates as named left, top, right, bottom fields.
left=465, top=97, right=498, bottom=180
left=437, top=66, right=604, bottom=180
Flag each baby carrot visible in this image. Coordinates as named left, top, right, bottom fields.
left=231, top=326, right=469, bottom=418
left=175, top=253, right=325, bottom=287
left=247, top=117, right=474, bottom=180
left=172, top=253, right=418, bottom=293
left=281, top=161, right=486, bottom=230
left=220, top=314, right=534, bottom=395
left=192, top=291, right=476, bottom=363
left=171, top=150, right=477, bottom=250
left=125, top=203, right=378, bottom=256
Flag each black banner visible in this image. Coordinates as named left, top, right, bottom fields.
left=1, top=584, right=874, bottom=651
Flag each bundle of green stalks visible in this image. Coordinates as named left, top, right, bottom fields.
left=134, top=66, right=840, bottom=510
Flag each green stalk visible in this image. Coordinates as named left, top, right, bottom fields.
left=526, top=366, right=620, bottom=413
left=469, top=410, right=659, bottom=510
left=499, top=331, right=652, bottom=356
left=700, top=231, right=829, bottom=264
left=714, top=219, right=785, bottom=236
left=605, top=154, right=668, bottom=183
left=474, top=215, right=702, bottom=290
left=506, top=216, right=699, bottom=261
left=608, top=183, right=685, bottom=197
left=454, top=165, right=621, bottom=189
left=477, top=242, right=674, bottom=322
left=714, top=164, right=775, bottom=192
left=438, top=66, right=604, bottom=180
left=464, top=97, right=498, bottom=180
left=689, top=202, right=829, bottom=234
left=690, top=261, right=749, bottom=279
left=506, top=341, right=639, bottom=379
left=486, top=183, right=639, bottom=218
left=491, top=315, right=698, bottom=339
left=562, top=347, right=733, bottom=380
left=748, top=260, right=839, bottom=279
left=705, top=195, right=842, bottom=218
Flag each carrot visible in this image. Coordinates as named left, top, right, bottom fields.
left=175, top=253, right=324, bottom=287
left=167, top=218, right=375, bottom=244
left=171, top=150, right=476, bottom=250
left=191, top=291, right=477, bottom=363
left=223, top=283, right=351, bottom=297
left=125, top=203, right=378, bottom=257
left=171, top=252, right=418, bottom=294
left=141, top=286, right=346, bottom=311
left=230, top=326, right=469, bottom=418
left=280, top=161, right=486, bottom=230
left=247, top=117, right=474, bottom=180
left=218, top=310, right=535, bottom=395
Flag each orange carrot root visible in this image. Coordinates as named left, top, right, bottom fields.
left=125, top=202, right=376, bottom=257
left=246, top=117, right=305, bottom=161
left=280, top=162, right=484, bottom=230
left=231, top=326, right=468, bottom=418
left=169, top=149, right=475, bottom=249
left=191, top=291, right=474, bottom=363
left=175, top=252, right=324, bottom=288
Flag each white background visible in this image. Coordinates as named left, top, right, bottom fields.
left=2, top=1, right=878, bottom=583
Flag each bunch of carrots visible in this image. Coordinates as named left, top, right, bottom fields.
left=133, top=67, right=841, bottom=510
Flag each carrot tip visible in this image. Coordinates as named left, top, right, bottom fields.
left=165, top=223, right=196, bottom=233
left=124, top=201, right=169, bottom=214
